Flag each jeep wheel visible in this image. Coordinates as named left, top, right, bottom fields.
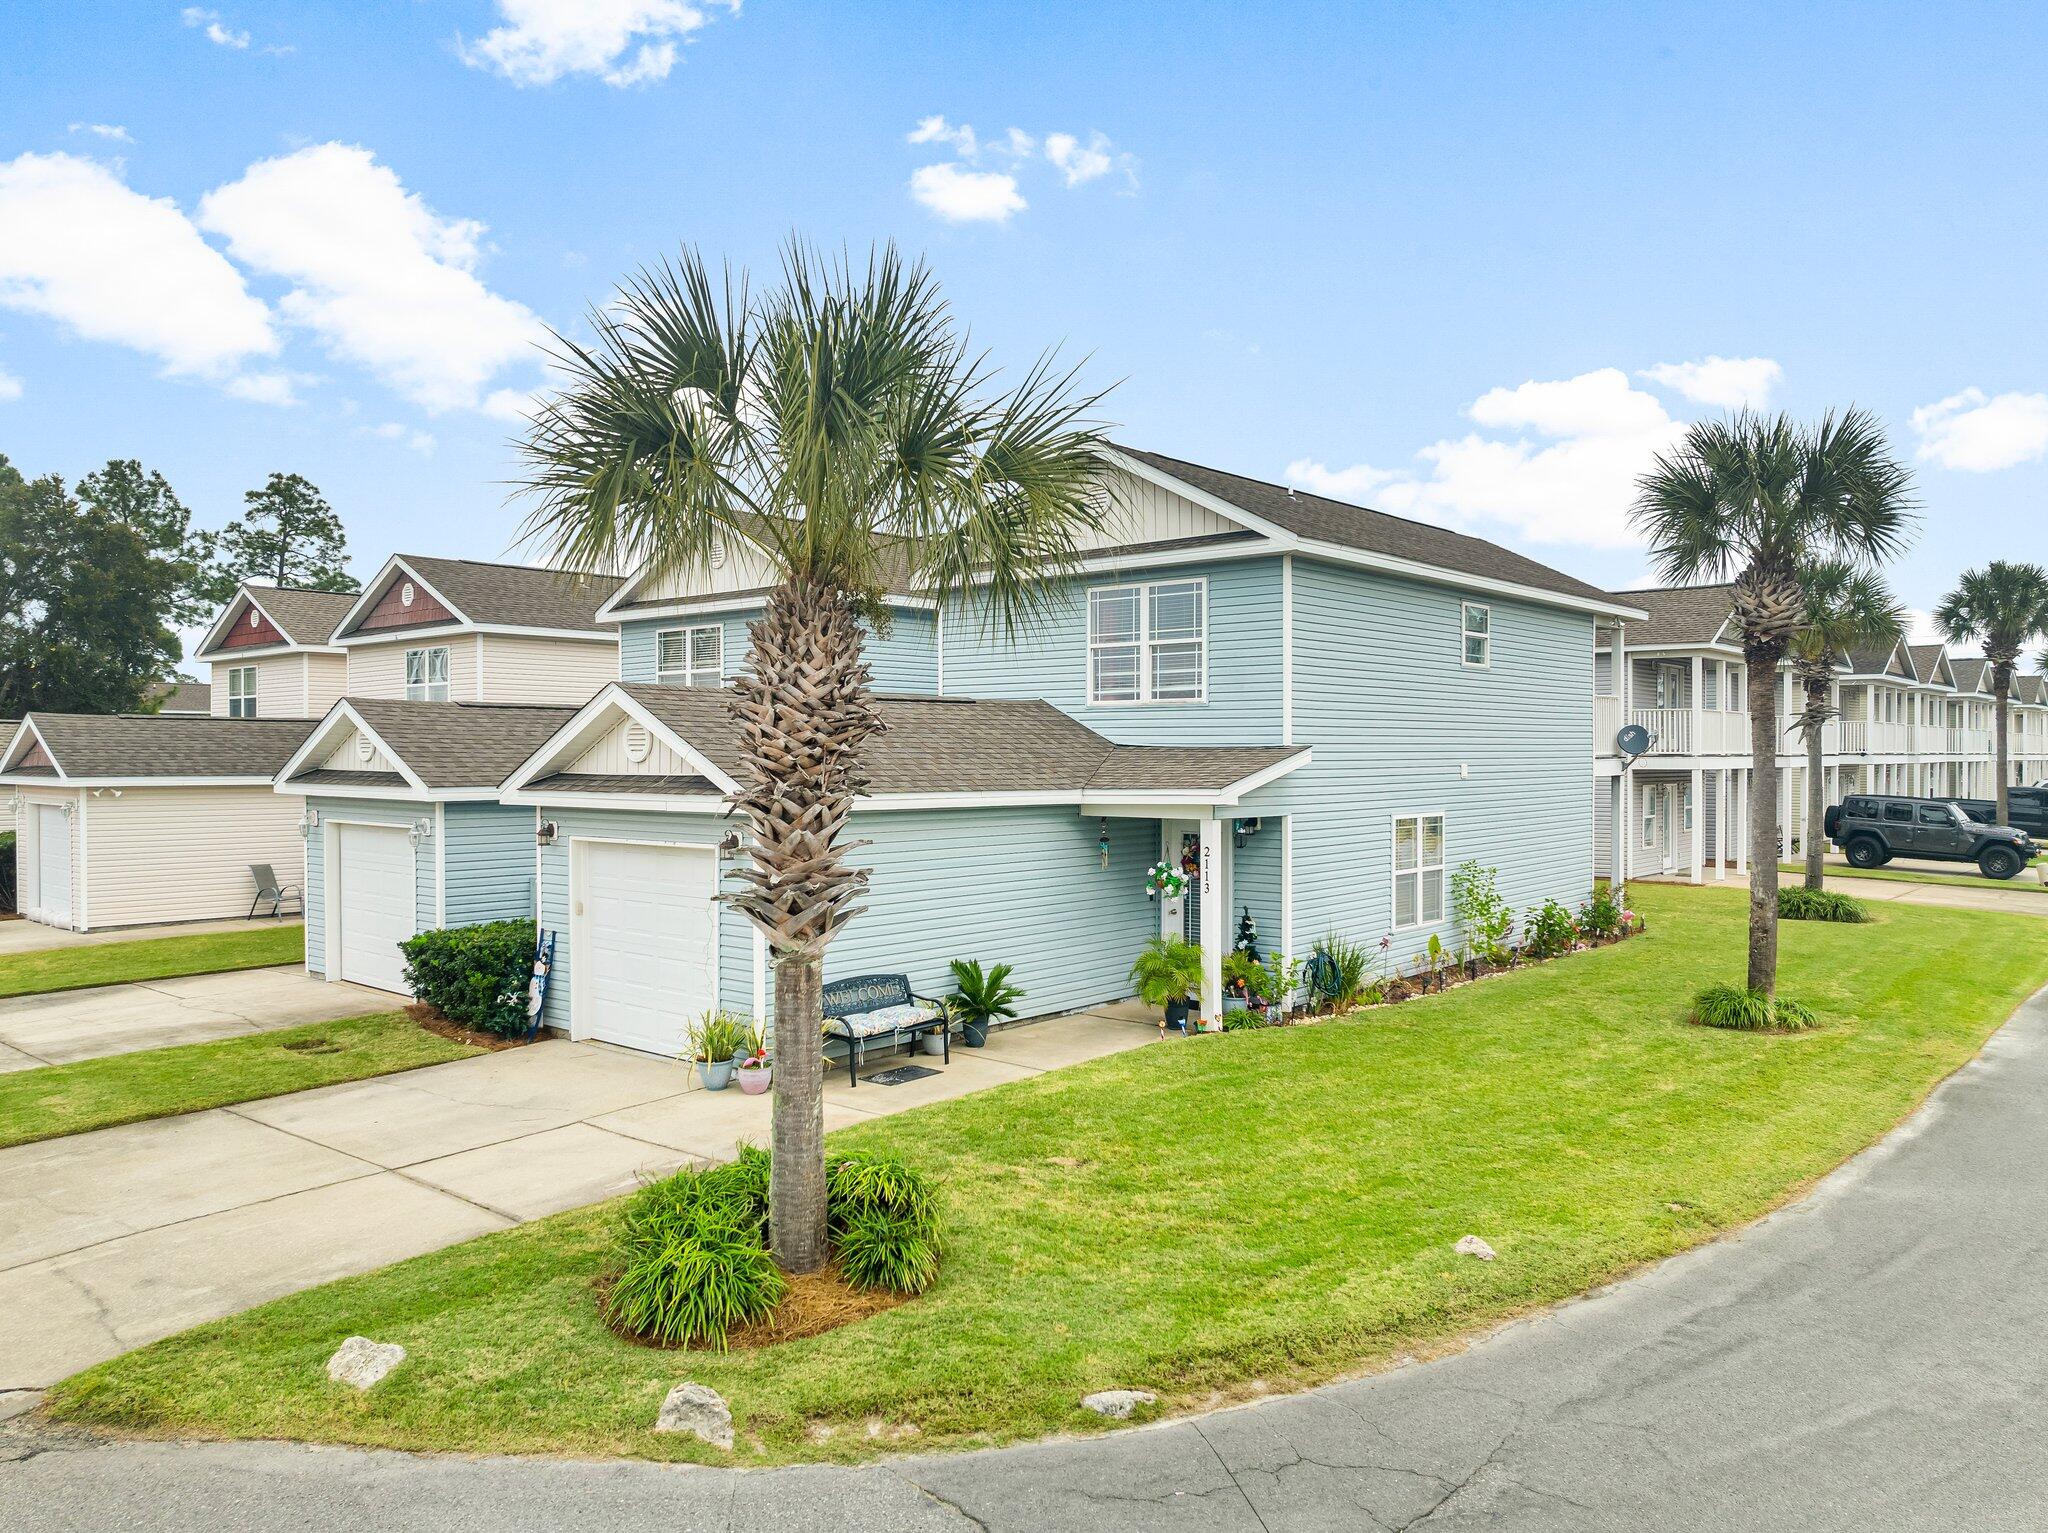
left=1845, top=836, right=1886, bottom=869
left=1979, top=846, right=2023, bottom=881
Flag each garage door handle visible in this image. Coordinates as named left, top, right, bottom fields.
left=574, top=900, right=584, bottom=916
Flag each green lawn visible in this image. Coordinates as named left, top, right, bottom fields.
left=48, top=884, right=2048, bottom=1465
left=1779, top=861, right=2048, bottom=894
left=0, top=923, right=305, bottom=998
left=0, top=1012, right=481, bottom=1148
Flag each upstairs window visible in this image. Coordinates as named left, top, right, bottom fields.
left=1392, top=813, right=1446, bottom=929
left=1087, top=579, right=1206, bottom=704
left=227, top=665, right=257, bottom=718
left=656, top=625, right=724, bottom=687
left=1461, top=602, right=1490, bottom=667
left=405, top=646, right=450, bottom=703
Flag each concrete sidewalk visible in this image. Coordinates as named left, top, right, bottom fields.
left=0, top=1003, right=1157, bottom=1393
left=0, top=916, right=302, bottom=958
left=0, top=969, right=392, bottom=1073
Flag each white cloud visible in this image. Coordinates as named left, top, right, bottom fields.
left=182, top=7, right=250, bottom=48
left=222, top=370, right=299, bottom=406
left=1044, top=131, right=1113, bottom=186
left=369, top=421, right=436, bottom=454
left=1285, top=367, right=1690, bottom=549
left=459, top=0, right=734, bottom=88
left=1637, top=354, right=1781, bottom=411
left=907, top=115, right=977, bottom=158
left=68, top=122, right=133, bottom=143
left=908, top=162, right=1026, bottom=224
left=0, top=366, right=21, bottom=402
left=1903, top=607, right=1946, bottom=646
left=197, top=143, right=547, bottom=414
left=0, top=151, right=278, bottom=385
left=1911, top=387, right=2048, bottom=472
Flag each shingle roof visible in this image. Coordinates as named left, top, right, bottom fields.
left=1609, top=584, right=1737, bottom=647
left=528, top=772, right=720, bottom=796
left=1951, top=657, right=1994, bottom=694
left=2, top=715, right=317, bottom=781
left=607, top=684, right=1302, bottom=798
left=1115, top=446, right=1624, bottom=609
left=1844, top=642, right=1907, bottom=677
left=346, top=556, right=624, bottom=635
left=252, top=586, right=360, bottom=646
left=311, top=699, right=581, bottom=790
left=290, top=769, right=410, bottom=790
left=1909, top=644, right=1951, bottom=685
left=147, top=680, right=213, bottom=714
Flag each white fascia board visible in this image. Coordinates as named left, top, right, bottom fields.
left=332, top=622, right=617, bottom=648
left=603, top=591, right=936, bottom=624
left=331, top=554, right=475, bottom=640
left=276, top=700, right=432, bottom=796
left=0, top=717, right=55, bottom=776
left=593, top=526, right=793, bottom=623
left=499, top=789, right=729, bottom=814
left=499, top=684, right=742, bottom=798
left=17, top=775, right=280, bottom=788
left=1099, top=448, right=1301, bottom=544
left=1622, top=641, right=1745, bottom=659
left=278, top=781, right=503, bottom=803
left=194, top=587, right=350, bottom=659
left=1299, top=541, right=1645, bottom=621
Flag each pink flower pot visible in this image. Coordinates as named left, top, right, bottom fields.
left=737, top=1067, right=771, bottom=1096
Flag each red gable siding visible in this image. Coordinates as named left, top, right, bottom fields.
left=350, top=571, right=457, bottom=634
left=219, top=601, right=286, bottom=649
left=13, top=737, right=54, bottom=769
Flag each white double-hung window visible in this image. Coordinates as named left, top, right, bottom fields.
left=656, top=625, right=723, bottom=687
left=405, top=646, right=450, bottom=703
left=1087, top=578, right=1206, bottom=704
left=227, top=665, right=257, bottom=718
left=1461, top=602, right=1490, bottom=667
left=1392, top=813, right=1446, bottom=929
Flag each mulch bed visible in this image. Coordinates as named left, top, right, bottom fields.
left=598, top=1265, right=911, bottom=1353
left=406, top=1003, right=529, bottom=1052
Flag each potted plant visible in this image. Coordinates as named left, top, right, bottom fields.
left=1221, top=950, right=1263, bottom=1014
left=1131, top=935, right=1203, bottom=1032
left=688, top=1011, right=748, bottom=1091
left=947, top=958, right=1022, bottom=1047
left=736, top=1047, right=772, bottom=1095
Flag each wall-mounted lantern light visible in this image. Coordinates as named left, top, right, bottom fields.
left=297, top=807, right=320, bottom=839
left=536, top=820, right=558, bottom=847
left=408, top=817, right=434, bottom=848
left=1098, top=817, right=1112, bottom=870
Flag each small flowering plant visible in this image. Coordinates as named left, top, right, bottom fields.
left=1146, top=861, right=1188, bottom=899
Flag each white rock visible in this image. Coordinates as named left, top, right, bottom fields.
left=1454, top=1235, right=1497, bottom=1261
left=326, top=1336, right=406, bottom=1391
left=1080, top=1389, right=1157, bottom=1419
left=655, top=1382, right=734, bottom=1448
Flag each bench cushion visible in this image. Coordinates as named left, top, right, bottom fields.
left=834, top=1002, right=943, bottom=1039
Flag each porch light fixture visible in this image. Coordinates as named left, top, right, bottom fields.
left=1233, top=816, right=1262, bottom=849
left=1098, top=818, right=1111, bottom=870
left=718, top=828, right=743, bottom=855
left=297, top=807, right=320, bottom=838
left=536, top=820, right=557, bottom=847
left=408, top=817, right=434, bottom=847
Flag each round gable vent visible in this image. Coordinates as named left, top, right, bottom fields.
left=249, top=608, right=263, bottom=629
left=623, top=723, right=651, bottom=764
left=709, top=531, right=727, bottom=570
left=356, top=734, right=375, bottom=764
left=400, top=580, right=416, bottom=608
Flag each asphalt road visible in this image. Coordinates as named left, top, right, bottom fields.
left=7, top=984, right=2047, bottom=1532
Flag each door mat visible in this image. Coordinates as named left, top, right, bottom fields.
left=862, top=1065, right=941, bottom=1086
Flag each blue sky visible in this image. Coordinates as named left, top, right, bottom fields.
left=4, top=2, right=2046, bottom=659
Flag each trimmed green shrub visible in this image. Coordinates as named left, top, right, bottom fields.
left=826, top=1149, right=942, bottom=1294
left=1521, top=898, right=1577, bottom=959
left=1690, top=983, right=1821, bottom=1033
left=1577, top=884, right=1626, bottom=940
left=1779, top=887, right=1870, bottom=923
left=603, top=1201, right=785, bottom=1349
left=399, top=919, right=535, bottom=1037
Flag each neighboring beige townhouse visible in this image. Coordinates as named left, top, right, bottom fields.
left=329, top=555, right=625, bottom=706
left=192, top=585, right=358, bottom=720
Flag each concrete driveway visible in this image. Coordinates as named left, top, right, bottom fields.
left=4, top=988, right=2044, bottom=1531
left=0, top=1006, right=1155, bottom=1395
left=0, top=968, right=394, bottom=1072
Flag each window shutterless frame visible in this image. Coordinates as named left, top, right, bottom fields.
left=655, top=624, right=724, bottom=687
left=405, top=646, right=450, bottom=703
left=1390, top=812, right=1446, bottom=930
left=227, top=665, right=257, bottom=718
left=1086, top=577, right=1207, bottom=705
left=1460, top=602, right=1490, bottom=668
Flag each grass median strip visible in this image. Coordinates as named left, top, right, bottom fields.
left=0, top=1011, right=481, bottom=1149
left=1778, top=861, right=2048, bottom=894
left=48, top=884, right=2048, bottom=1465
left=0, top=924, right=306, bottom=999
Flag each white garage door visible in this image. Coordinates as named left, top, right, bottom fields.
left=335, top=822, right=417, bottom=994
left=577, top=840, right=716, bottom=1056
left=36, top=804, right=70, bottom=925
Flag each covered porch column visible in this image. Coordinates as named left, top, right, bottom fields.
left=1197, top=813, right=1224, bottom=1025
left=1714, top=767, right=1729, bottom=880
left=1689, top=765, right=1706, bottom=884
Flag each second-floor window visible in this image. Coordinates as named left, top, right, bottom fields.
left=227, top=665, right=256, bottom=718
left=406, top=646, right=450, bottom=703
left=656, top=625, right=723, bottom=687
left=1088, top=579, right=1206, bottom=705
left=1461, top=603, right=1490, bottom=667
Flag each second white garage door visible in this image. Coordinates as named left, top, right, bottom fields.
left=335, top=822, right=417, bottom=994
left=576, top=839, right=716, bottom=1056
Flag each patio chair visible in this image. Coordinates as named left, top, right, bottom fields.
left=248, top=864, right=303, bottom=919
left=821, top=973, right=949, bottom=1086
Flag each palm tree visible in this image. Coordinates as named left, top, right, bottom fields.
left=1631, top=411, right=1914, bottom=997
left=1787, top=563, right=1904, bottom=890
left=1937, top=561, right=2048, bottom=826
left=515, top=245, right=1112, bottom=1271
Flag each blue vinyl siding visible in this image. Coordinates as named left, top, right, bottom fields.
left=530, top=801, right=1159, bottom=1043
left=442, top=801, right=539, bottom=926
left=302, top=798, right=432, bottom=977
left=938, top=557, right=1284, bottom=740
left=1228, top=820, right=1284, bottom=960
left=1242, top=560, right=1596, bottom=970
left=617, top=607, right=939, bottom=694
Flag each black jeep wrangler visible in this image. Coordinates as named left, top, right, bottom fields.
left=1824, top=794, right=2039, bottom=880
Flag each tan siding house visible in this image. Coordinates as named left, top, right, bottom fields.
left=193, top=585, right=358, bottom=721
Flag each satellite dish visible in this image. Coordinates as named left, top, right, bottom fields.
left=1615, top=723, right=1653, bottom=763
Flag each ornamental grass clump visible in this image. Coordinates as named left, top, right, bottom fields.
left=826, top=1150, right=943, bottom=1295
left=604, top=1193, right=785, bottom=1350
left=1689, top=983, right=1821, bottom=1033
left=1778, top=887, right=1870, bottom=923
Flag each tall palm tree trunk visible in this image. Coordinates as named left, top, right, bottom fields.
left=1801, top=676, right=1829, bottom=891
left=1993, top=661, right=2014, bottom=825
left=727, top=577, right=881, bottom=1273
left=1745, top=642, right=1784, bottom=994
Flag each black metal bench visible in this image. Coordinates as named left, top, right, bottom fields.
left=822, top=973, right=949, bottom=1086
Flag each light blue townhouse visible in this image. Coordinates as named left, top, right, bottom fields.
left=486, top=445, right=1640, bottom=1056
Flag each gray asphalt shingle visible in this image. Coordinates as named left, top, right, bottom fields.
left=2, top=715, right=317, bottom=780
